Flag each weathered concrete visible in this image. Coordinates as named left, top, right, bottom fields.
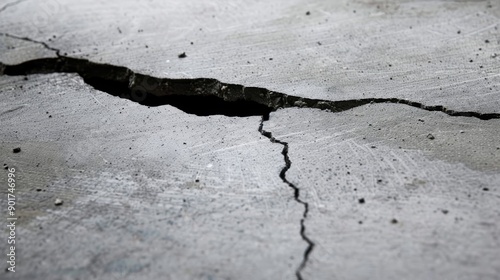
left=0, top=74, right=303, bottom=279
left=264, top=105, right=500, bottom=279
left=1, top=0, right=499, bottom=113
left=1, top=0, right=500, bottom=279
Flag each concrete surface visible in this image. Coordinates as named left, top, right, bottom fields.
left=264, top=105, right=500, bottom=279
left=1, top=0, right=499, bottom=279
left=0, top=73, right=303, bottom=280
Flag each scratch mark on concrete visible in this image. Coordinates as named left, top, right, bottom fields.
left=0, top=105, right=24, bottom=117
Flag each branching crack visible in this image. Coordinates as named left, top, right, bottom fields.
left=2, top=31, right=500, bottom=279
left=259, top=114, right=314, bottom=280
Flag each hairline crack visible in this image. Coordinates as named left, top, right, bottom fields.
left=0, top=0, right=28, bottom=14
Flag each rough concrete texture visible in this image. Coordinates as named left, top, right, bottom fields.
left=1, top=74, right=303, bottom=280
left=264, top=106, right=500, bottom=279
left=1, top=0, right=500, bottom=279
left=1, top=0, right=500, bottom=112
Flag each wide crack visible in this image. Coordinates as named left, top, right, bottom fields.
left=259, top=114, right=314, bottom=280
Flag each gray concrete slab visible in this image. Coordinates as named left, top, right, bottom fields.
left=0, top=74, right=303, bottom=279
left=264, top=105, right=500, bottom=279
left=1, top=0, right=499, bottom=113
left=1, top=0, right=500, bottom=279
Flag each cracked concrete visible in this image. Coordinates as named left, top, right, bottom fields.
left=259, top=115, right=314, bottom=280
left=0, top=73, right=304, bottom=279
left=1, top=0, right=500, bottom=279
left=2, top=49, right=499, bottom=119
left=264, top=105, right=500, bottom=279
left=1, top=0, right=499, bottom=112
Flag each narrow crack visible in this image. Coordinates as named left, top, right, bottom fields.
left=0, top=0, right=27, bottom=14
left=259, top=114, right=314, bottom=280
left=1, top=32, right=62, bottom=56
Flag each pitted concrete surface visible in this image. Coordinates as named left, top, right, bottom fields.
left=264, top=105, right=500, bottom=279
left=1, top=0, right=500, bottom=279
left=1, top=0, right=500, bottom=112
left=0, top=73, right=303, bottom=280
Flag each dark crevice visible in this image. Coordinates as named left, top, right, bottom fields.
left=2, top=32, right=500, bottom=119
left=259, top=116, right=314, bottom=280
left=1, top=32, right=500, bottom=119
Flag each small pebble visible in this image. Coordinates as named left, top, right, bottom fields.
left=358, top=198, right=365, bottom=204
left=391, top=218, right=398, bottom=224
left=13, top=147, right=21, bottom=153
left=54, top=199, right=63, bottom=206
left=178, top=52, right=187, bottom=58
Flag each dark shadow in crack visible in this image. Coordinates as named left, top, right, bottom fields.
left=145, top=95, right=272, bottom=116
left=2, top=56, right=500, bottom=120
left=83, top=76, right=272, bottom=117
